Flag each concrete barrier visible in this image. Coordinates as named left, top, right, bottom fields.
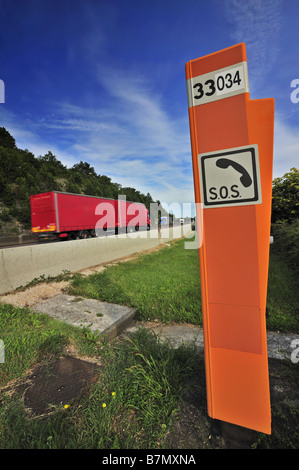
left=0, top=235, right=21, bottom=247
left=0, top=234, right=36, bottom=247
left=0, top=224, right=192, bottom=295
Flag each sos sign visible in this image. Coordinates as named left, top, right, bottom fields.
left=199, top=144, right=262, bottom=208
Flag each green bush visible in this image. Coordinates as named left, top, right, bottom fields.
left=271, top=220, right=299, bottom=274
left=0, top=208, right=12, bottom=222
left=272, top=168, right=299, bottom=223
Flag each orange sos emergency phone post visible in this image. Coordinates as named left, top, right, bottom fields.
left=186, top=43, right=274, bottom=434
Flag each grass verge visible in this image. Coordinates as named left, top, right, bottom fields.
left=0, top=328, right=200, bottom=449
left=0, top=237, right=298, bottom=449
left=67, top=239, right=202, bottom=325
left=66, top=238, right=298, bottom=333
left=0, top=302, right=102, bottom=387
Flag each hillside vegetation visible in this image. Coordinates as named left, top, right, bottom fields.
left=0, top=127, right=156, bottom=233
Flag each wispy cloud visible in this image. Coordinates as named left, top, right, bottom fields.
left=94, top=66, right=191, bottom=163
left=0, top=106, right=80, bottom=168
left=38, top=66, right=193, bottom=202
left=220, top=0, right=298, bottom=178
left=1, top=67, right=194, bottom=205
left=221, top=0, right=283, bottom=92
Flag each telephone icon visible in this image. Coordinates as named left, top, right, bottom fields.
left=216, top=158, right=252, bottom=188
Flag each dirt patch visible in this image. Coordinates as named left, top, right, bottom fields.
left=15, top=357, right=102, bottom=416
left=0, top=281, right=70, bottom=308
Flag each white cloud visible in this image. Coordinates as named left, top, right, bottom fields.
left=0, top=106, right=79, bottom=167
left=0, top=67, right=194, bottom=206
left=36, top=69, right=194, bottom=204
left=94, top=66, right=191, bottom=162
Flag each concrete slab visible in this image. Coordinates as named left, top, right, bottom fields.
left=33, top=294, right=136, bottom=341
left=32, top=293, right=299, bottom=361
left=126, top=323, right=205, bottom=350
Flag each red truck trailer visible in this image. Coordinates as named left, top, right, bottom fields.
left=30, top=191, right=150, bottom=241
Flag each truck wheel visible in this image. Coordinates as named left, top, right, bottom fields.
left=78, top=230, right=88, bottom=239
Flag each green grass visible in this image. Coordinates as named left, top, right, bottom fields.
left=0, top=328, right=200, bottom=449
left=0, top=303, right=102, bottom=387
left=66, top=238, right=298, bottom=334
left=266, top=252, right=299, bottom=333
left=76, top=329, right=200, bottom=449
left=67, top=239, right=202, bottom=325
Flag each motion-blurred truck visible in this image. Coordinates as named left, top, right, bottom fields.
left=30, top=191, right=150, bottom=241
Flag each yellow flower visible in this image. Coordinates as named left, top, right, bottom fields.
left=64, top=404, right=70, bottom=409
left=112, top=392, right=116, bottom=397
left=102, top=403, right=106, bottom=408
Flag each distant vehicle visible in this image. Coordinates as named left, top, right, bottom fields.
left=30, top=191, right=151, bottom=241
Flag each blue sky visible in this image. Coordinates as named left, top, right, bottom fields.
left=0, top=0, right=298, bottom=213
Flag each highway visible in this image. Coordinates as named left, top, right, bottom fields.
left=0, top=224, right=193, bottom=295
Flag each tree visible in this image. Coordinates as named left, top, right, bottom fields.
left=38, top=151, right=67, bottom=177
left=72, top=161, right=97, bottom=178
left=272, top=168, right=299, bottom=223
left=0, top=128, right=157, bottom=231
left=0, top=127, right=16, bottom=149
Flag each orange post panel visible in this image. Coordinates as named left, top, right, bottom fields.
left=186, top=43, right=274, bottom=434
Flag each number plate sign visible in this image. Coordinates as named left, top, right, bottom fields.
left=186, top=43, right=274, bottom=435
left=187, top=62, right=249, bottom=107
left=199, top=144, right=262, bottom=208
